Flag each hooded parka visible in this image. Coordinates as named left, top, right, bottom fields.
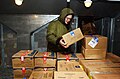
left=46, top=8, right=74, bottom=52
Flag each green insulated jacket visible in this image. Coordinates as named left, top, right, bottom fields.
left=46, top=8, right=74, bottom=52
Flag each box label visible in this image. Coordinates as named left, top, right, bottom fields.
left=88, top=36, right=98, bottom=48
left=70, top=31, right=75, bottom=36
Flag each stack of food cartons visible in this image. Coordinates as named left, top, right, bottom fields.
left=34, top=52, right=56, bottom=71
left=82, top=35, right=107, bottom=59
left=12, top=50, right=38, bottom=79
left=29, top=71, right=53, bottom=79
left=54, top=52, right=89, bottom=79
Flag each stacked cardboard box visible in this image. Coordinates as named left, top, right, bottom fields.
left=80, top=60, right=120, bottom=73
left=55, top=60, right=89, bottom=79
left=13, top=51, right=119, bottom=79
left=79, top=59, right=120, bottom=79
left=57, top=61, right=83, bottom=71
left=79, top=35, right=120, bottom=79
left=27, top=52, right=89, bottom=79
left=54, top=71, right=89, bottom=79
left=79, top=60, right=110, bottom=72
left=13, top=68, right=33, bottom=79
left=12, top=50, right=38, bottom=79
left=29, top=71, right=53, bottom=79
left=57, top=52, right=79, bottom=71
left=88, top=67, right=120, bottom=79
left=54, top=52, right=89, bottom=79
left=92, top=74, right=120, bottom=79
left=34, top=52, right=56, bottom=71
left=82, top=35, right=107, bottom=59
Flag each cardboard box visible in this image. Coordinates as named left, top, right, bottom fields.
left=54, top=71, right=89, bottom=79
left=80, top=60, right=120, bottom=68
left=79, top=60, right=112, bottom=73
left=82, top=35, right=107, bottom=49
left=88, top=68, right=120, bottom=78
left=57, top=52, right=78, bottom=61
left=29, top=71, right=53, bottom=79
left=92, top=74, right=120, bottom=79
left=82, top=46, right=106, bottom=59
left=13, top=68, right=33, bottom=79
left=35, top=58, right=56, bottom=67
left=12, top=50, right=38, bottom=68
left=57, top=61, right=83, bottom=71
left=106, top=53, right=120, bottom=63
left=62, top=28, right=84, bottom=46
left=35, top=52, right=56, bottom=67
left=80, top=60, right=120, bottom=73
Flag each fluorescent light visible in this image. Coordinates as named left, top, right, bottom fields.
left=15, top=0, right=23, bottom=6
left=84, top=0, right=92, bottom=7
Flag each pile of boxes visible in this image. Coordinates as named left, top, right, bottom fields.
left=55, top=52, right=89, bottom=79
left=12, top=50, right=38, bottom=79
left=82, top=35, right=107, bottom=59
left=12, top=31, right=120, bottom=79
left=79, top=59, right=120, bottom=79
left=79, top=35, right=120, bottom=79
left=12, top=51, right=89, bottom=79
left=34, top=52, right=56, bottom=71
left=12, top=50, right=120, bottom=79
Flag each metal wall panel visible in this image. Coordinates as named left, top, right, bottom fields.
left=0, top=24, right=17, bottom=67
left=113, top=14, right=120, bottom=56
left=0, top=14, right=58, bottom=50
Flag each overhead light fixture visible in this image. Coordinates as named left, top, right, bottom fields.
left=15, top=0, right=23, bottom=6
left=67, top=0, right=70, bottom=2
left=34, top=15, right=38, bottom=18
left=84, top=0, right=92, bottom=8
